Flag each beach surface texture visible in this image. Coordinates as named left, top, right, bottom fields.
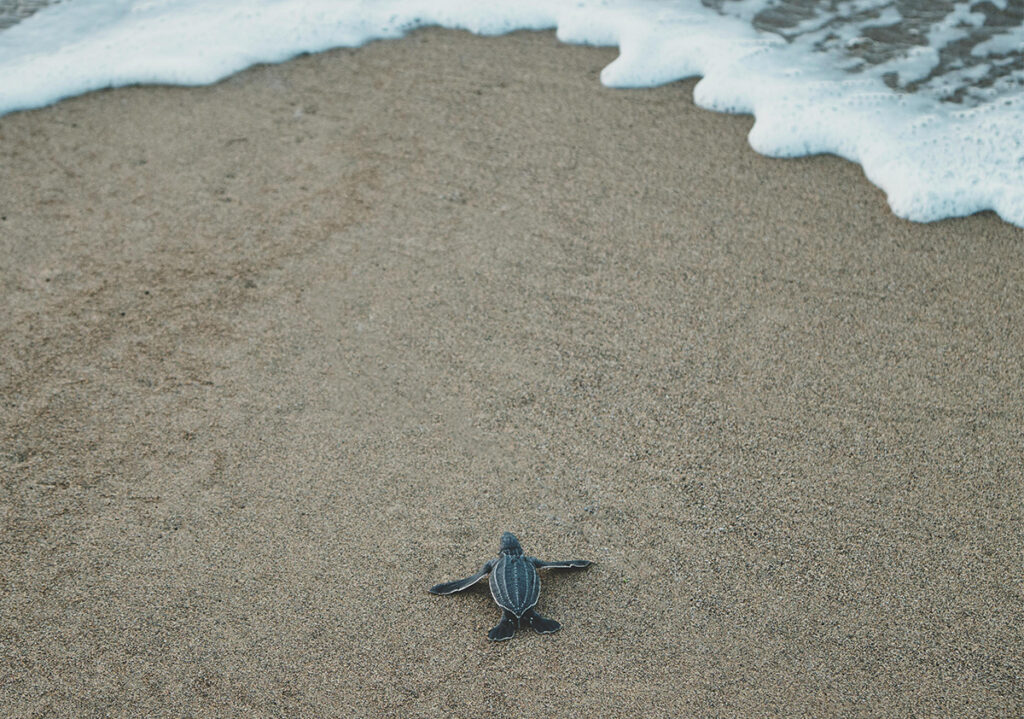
left=1, top=30, right=1022, bottom=717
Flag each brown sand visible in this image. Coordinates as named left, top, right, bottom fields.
left=1, top=29, right=1022, bottom=718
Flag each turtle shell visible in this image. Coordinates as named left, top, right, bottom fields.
left=488, top=553, right=540, bottom=617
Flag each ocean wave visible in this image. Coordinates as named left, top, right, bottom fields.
left=2, top=0, right=1022, bottom=226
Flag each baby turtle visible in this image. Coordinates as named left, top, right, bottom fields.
left=428, top=532, right=592, bottom=641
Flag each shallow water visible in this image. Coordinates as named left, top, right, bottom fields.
left=2, top=0, right=1023, bottom=226
left=0, top=0, right=65, bottom=30
left=708, top=1, right=1024, bottom=105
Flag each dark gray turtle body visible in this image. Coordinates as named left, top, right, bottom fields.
left=428, top=532, right=592, bottom=641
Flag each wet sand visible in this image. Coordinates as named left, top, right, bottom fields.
left=1, top=29, right=1022, bottom=718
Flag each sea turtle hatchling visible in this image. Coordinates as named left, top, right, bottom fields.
left=428, top=532, right=592, bottom=641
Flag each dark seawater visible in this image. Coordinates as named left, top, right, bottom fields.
left=0, top=0, right=65, bottom=30
left=703, top=0, right=1024, bottom=105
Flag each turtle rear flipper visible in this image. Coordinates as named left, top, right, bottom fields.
left=524, top=608, right=561, bottom=634
left=488, top=610, right=517, bottom=641
left=428, top=560, right=495, bottom=594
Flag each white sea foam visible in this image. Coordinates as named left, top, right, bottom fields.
left=1, top=0, right=1023, bottom=227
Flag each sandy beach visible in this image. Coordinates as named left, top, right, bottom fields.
left=1, top=29, right=1022, bottom=717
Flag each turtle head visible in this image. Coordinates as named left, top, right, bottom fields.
left=499, top=532, right=523, bottom=556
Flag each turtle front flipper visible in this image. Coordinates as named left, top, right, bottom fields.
left=524, top=608, right=561, bottom=634
left=530, top=558, right=592, bottom=570
left=428, top=560, right=495, bottom=594
left=487, top=610, right=517, bottom=641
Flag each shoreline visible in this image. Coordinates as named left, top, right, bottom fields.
left=2, top=29, right=1022, bottom=717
